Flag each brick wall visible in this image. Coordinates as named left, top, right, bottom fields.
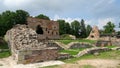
left=27, top=17, right=59, bottom=40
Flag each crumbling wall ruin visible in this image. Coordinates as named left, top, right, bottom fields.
left=27, top=17, right=59, bottom=40
left=5, top=25, right=59, bottom=64
left=87, top=26, right=100, bottom=40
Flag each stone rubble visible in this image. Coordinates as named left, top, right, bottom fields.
left=5, top=24, right=46, bottom=51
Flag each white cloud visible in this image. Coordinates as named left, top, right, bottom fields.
left=3, top=0, right=32, bottom=7
left=53, top=14, right=92, bottom=25
left=97, top=18, right=115, bottom=29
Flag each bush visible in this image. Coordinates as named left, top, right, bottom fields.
left=60, top=34, right=74, bottom=40
left=0, top=37, right=9, bottom=49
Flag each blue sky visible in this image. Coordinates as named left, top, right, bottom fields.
left=0, top=0, right=120, bottom=30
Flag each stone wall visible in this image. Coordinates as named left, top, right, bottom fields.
left=17, top=48, right=58, bottom=64
left=5, top=25, right=46, bottom=51
left=68, top=42, right=94, bottom=49
left=27, top=17, right=59, bottom=40
left=47, top=41, right=64, bottom=50
left=5, top=25, right=60, bottom=64
left=77, top=47, right=111, bottom=57
left=96, top=40, right=112, bottom=47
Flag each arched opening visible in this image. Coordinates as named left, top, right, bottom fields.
left=36, top=25, right=43, bottom=34
left=91, top=35, right=94, bottom=38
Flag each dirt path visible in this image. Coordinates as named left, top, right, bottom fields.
left=0, top=57, right=65, bottom=68
left=0, top=57, right=120, bottom=68
left=61, top=59, right=120, bottom=68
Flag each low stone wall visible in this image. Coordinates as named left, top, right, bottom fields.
left=68, top=42, right=94, bottom=49
left=47, top=41, right=64, bottom=50
left=111, top=38, right=120, bottom=46
left=96, top=40, right=112, bottom=47
left=77, top=47, right=111, bottom=57
left=17, top=47, right=58, bottom=64
left=57, top=53, right=71, bottom=60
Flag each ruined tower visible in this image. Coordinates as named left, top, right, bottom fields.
left=87, top=26, right=100, bottom=40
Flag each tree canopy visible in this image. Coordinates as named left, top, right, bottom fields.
left=103, top=21, right=115, bottom=34
left=35, top=14, right=50, bottom=20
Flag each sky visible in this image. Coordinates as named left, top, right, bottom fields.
left=0, top=0, right=120, bottom=30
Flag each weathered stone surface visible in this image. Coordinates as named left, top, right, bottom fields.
left=87, top=26, right=100, bottom=40
left=57, top=53, right=71, bottom=60
left=17, top=48, right=58, bottom=64
left=5, top=25, right=47, bottom=51
left=68, top=42, right=94, bottom=49
left=27, top=17, right=59, bottom=40
left=47, top=41, right=64, bottom=50
left=96, top=40, right=112, bottom=47
left=77, top=47, right=111, bottom=57
left=5, top=25, right=60, bottom=64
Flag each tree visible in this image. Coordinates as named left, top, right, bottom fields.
left=35, top=14, right=50, bottom=20
left=117, top=31, right=120, bottom=35
left=0, top=10, right=30, bottom=36
left=103, top=21, right=115, bottom=34
left=15, top=10, right=29, bottom=24
left=71, top=20, right=81, bottom=37
left=0, top=10, right=16, bottom=36
left=86, top=25, right=92, bottom=37
left=80, top=19, right=87, bottom=38
left=57, top=20, right=66, bottom=35
left=65, top=22, right=71, bottom=34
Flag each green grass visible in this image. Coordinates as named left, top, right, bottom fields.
left=0, top=50, right=11, bottom=58
left=59, top=50, right=79, bottom=55
left=57, top=39, right=96, bottom=45
left=105, top=45, right=116, bottom=48
left=62, top=50, right=120, bottom=63
left=59, top=48, right=86, bottom=55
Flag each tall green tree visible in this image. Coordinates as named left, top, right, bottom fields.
left=103, top=21, right=115, bottom=34
left=0, top=10, right=16, bottom=36
left=15, top=10, right=29, bottom=24
left=35, top=14, right=50, bottom=20
left=80, top=19, right=87, bottom=38
left=57, top=20, right=66, bottom=35
left=86, top=25, right=92, bottom=37
left=65, top=22, right=71, bottom=34
left=71, top=20, right=81, bottom=37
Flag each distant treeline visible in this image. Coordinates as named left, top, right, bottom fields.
left=0, top=10, right=118, bottom=38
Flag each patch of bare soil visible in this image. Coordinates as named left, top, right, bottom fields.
left=60, top=59, right=120, bottom=68
left=0, top=56, right=65, bottom=68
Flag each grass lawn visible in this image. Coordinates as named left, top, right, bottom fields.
left=62, top=50, right=120, bottom=63
left=59, top=48, right=86, bottom=55
left=56, top=39, right=97, bottom=45
left=105, top=45, right=116, bottom=48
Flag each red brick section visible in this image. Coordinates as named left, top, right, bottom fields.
left=24, top=48, right=58, bottom=64
left=27, top=17, right=59, bottom=40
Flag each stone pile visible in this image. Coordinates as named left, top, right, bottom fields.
left=5, top=24, right=46, bottom=51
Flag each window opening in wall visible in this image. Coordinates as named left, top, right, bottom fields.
left=36, top=25, right=43, bottom=34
